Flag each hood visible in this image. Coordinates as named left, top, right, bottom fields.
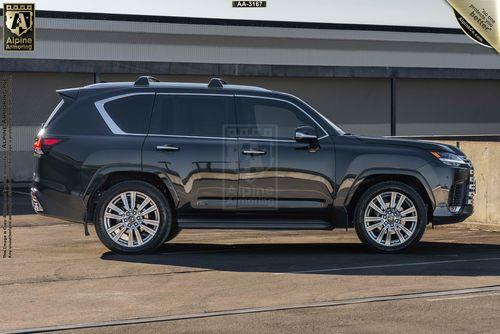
left=352, top=135, right=464, bottom=155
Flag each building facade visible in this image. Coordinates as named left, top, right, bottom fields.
left=1, top=11, right=500, bottom=181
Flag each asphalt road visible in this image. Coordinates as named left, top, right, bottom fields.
left=1, top=207, right=500, bottom=333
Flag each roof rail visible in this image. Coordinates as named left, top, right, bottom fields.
left=134, top=76, right=160, bottom=86
left=208, top=78, right=227, bottom=88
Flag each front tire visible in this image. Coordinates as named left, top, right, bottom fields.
left=354, top=181, right=427, bottom=253
left=94, top=181, right=172, bottom=254
left=165, top=225, right=182, bottom=242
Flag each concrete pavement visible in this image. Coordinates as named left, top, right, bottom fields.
left=1, top=214, right=500, bottom=333
left=56, top=293, right=500, bottom=334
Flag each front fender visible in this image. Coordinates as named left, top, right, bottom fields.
left=342, top=168, right=436, bottom=209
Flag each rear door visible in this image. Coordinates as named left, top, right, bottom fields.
left=142, top=93, right=239, bottom=215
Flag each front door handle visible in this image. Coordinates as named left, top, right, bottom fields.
left=242, top=149, right=266, bottom=155
left=156, top=144, right=180, bottom=152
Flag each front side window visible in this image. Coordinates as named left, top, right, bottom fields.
left=150, top=94, right=235, bottom=137
left=236, top=97, right=323, bottom=140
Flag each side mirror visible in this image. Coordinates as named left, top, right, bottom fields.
left=295, top=125, right=318, bottom=144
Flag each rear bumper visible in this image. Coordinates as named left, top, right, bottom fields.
left=30, top=187, right=44, bottom=212
left=31, top=183, right=86, bottom=223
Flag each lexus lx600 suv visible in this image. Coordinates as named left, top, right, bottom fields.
left=31, top=76, right=475, bottom=254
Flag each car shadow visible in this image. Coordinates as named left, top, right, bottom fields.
left=101, top=241, right=500, bottom=277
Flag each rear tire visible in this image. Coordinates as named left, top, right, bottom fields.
left=94, top=181, right=172, bottom=254
left=354, top=181, right=427, bottom=253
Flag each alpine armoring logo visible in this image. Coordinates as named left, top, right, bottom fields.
left=3, top=3, right=35, bottom=51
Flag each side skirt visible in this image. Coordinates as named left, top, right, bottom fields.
left=178, top=218, right=334, bottom=230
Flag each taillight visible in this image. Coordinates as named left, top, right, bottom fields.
left=33, top=137, right=42, bottom=154
left=33, top=137, right=62, bottom=155
left=43, top=138, right=62, bottom=146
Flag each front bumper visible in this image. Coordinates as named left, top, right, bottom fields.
left=432, top=205, right=473, bottom=225
left=432, top=160, right=475, bottom=225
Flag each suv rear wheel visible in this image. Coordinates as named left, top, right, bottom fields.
left=354, top=181, right=427, bottom=253
left=95, top=181, right=172, bottom=254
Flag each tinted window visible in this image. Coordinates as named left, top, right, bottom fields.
left=48, top=99, right=110, bottom=135
left=237, top=97, right=321, bottom=140
left=44, top=100, right=65, bottom=127
left=105, top=94, right=154, bottom=133
left=150, top=95, right=235, bottom=137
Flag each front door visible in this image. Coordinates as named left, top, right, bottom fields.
left=236, top=96, right=335, bottom=220
left=142, top=93, right=238, bottom=215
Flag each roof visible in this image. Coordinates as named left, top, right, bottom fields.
left=83, top=77, right=271, bottom=93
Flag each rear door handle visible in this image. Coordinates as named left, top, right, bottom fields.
left=156, top=144, right=180, bottom=151
left=242, top=149, right=266, bottom=155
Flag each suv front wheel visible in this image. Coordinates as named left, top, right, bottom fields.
left=354, top=181, right=427, bottom=253
left=95, top=181, right=172, bottom=254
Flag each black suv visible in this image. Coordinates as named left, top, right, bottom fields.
left=32, top=76, right=475, bottom=254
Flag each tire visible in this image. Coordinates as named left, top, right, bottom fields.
left=354, top=181, right=427, bottom=253
left=94, top=181, right=172, bottom=254
left=165, top=225, right=182, bottom=242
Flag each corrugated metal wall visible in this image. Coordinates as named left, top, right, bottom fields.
left=2, top=72, right=499, bottom=181
left=1, top=16, right=499, bottom=181
left=2, top=17, right=500, bottom=69
left=0, top=73, right=94, bottom=181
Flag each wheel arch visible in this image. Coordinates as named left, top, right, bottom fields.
left=345, top=169, right=435, bottom=227
left=83, top=169, right=178, bottom=224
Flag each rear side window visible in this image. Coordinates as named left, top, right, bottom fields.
left=104, top=94, right=155, bottom=134
left=150, top=95, right=235, bottom=137
left=47, top=99, right=110, bottom=136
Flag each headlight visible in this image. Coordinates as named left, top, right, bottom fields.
left=430, top=151, right=467, bottom=167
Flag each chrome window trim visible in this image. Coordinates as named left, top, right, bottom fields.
left=157, top=93, right=234, bottom=97
left=239, top=135, right=329, bottom=142
left=148, top=133, right=237, bottom=141
left=95, top=92, right=155, bottom=135
left=96, top=91, right=330, bottom=142
left=44, top=100, right=64, bottom=128
left=235, top=94, right=329, bottom=139
left=146, top=133, right=328, bottom=142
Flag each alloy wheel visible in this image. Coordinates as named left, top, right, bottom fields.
left=363, top=191, right=418, bottom=247
left=103, top=191, right=160, bottom=248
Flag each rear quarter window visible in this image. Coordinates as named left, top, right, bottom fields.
left=47, top=98, right=111, bottom=136
left=43, top=100, right=65, bottom=128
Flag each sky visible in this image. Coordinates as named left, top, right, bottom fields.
left=30, top=0, right=459, bottom=28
